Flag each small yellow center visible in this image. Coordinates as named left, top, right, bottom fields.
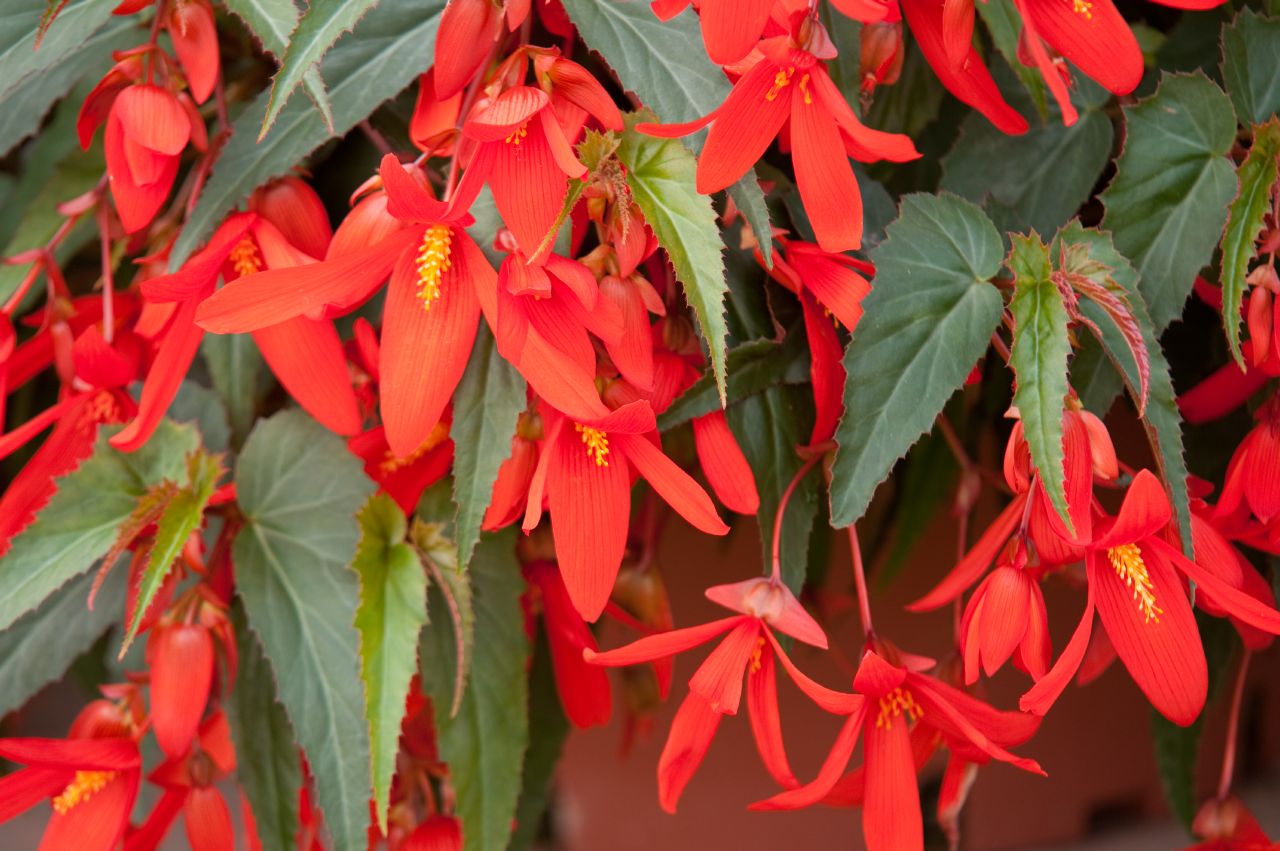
left=415, top=224, right=453, bottom=312
left=1107, top=543, right=1162, bottom=623
left=1072, top=0, right=1093, bottom=18
left=748, top=636, right=766, bottom=674
left=798, top=73, right=813, bottom=105
left=575, top=423, right=610, bottom=467
left=766, top=67, right=796, bottom=102
left=229, top=236, right=262, bottom=277
left=505, top=124, right=528, bottom=145
left=52, top=770, right=115, bottom=815
left=875, top=687, right=923, bottom=730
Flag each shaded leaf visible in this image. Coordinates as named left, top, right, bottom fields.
left=1220, top=119, right=1280, bottom=364
left=0, top=0, right=113, bottom=102
left=201, top=332, right=272, bottom=448
left=411, top=515, right=474, bottom=718
left=658, top=333, right=810, bottom=430
left=509, top=629, right=570, bottom=851
left=1221, top=10, right=1280, bottom=126
left=224, top=0, right=333, bottom=132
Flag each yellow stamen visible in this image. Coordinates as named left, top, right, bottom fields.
left=229, top=236, right=262, bottom=277
left=415, top=224, right=453, bottom=312
left=52, top=770, right=116, bottom=815
left=766, top=67, right=796, bottom=102
left=1107, top=543, right=1162, bottom=623
left=505, top=124, right=528, bottom=145
left=1072, top=0, right=1093, bottom=18
left=748, top=636, right=766, bottom=674
left=875, top=687, right=923, bottom=730
left=380, top=421, right=450, bottom=472
left=798, top=73, right=813, bottom=105
left=575, top=423, right=610, bottom=467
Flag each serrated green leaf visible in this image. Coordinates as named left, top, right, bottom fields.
left=452, top=326, right=526, bottom=571
left=559, top=0, right=772, bottom=265
left=658, top=333, right=810, bottom=430
left=1100, top=72, right=1238, bottom=332
left=0, top=419, right=199, bottom=632
left=0, top=564, right=125, bottom=717
left=353, top=493, right=428, bottom=834
left=618, top=123, right=728, bottom=403
left=509, top=629, right=570, bottom=851
left=174, top=0, right=445, bottom=267
left=412, top=515, right=474, bottom=717
left=830, top=194, right=1005, bottom=527
left=201, top=332, right=272, bottom=447
left=121, top=451, right=223, bottom=652
left=1057, top=223, right=1193, bottom=552
left=1008, top=233, right=1073, bottom=532
left=234, top=410, right=376, bottom=851
left=421, top=529, right=529, bottom=851
left=0, top=0, right=114, bottom=103
left=224, top=0, right=332, bottom=133
left=228, top=604, right=303, bottom=851
left=1220, top=120, right=1280, bottom=364
left=727, top=385, right=817, bottom=592
left=1221, top=10, right=1280, bottom=126
left=260, top=0, right=381, bottom=137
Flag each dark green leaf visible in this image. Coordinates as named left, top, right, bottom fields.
left=1220, top=120, right=1280, bottom=364
left=352, top=493, right=429, bottom=834
left=421, top=529, right=529, bottom=851
left=830, top=194, right=1005, bottom=527
left=224, top=0, right=333, bottom=132
left=1008, top=233, right=1073, bottom=531
left=977, top=0, right=1048, bottom=114
left=412, top=515, right=474, bottom=718
left=0, top=420, right=199, bottom=632
left=658, top=334, right=810, bottom=430
left=509, top=630, right=570, bottom=851
left=174, top=0, right=445, bottom=267
left=1150, top=709, right=1203, bottom=832
left=201, top=333, right=272, bottom=447
left=234, top=410, right=376, bottom=851
left=167, top=380, right=232, bottom=455
left=1221, top=10, right=1280, bottom=126
left=0, top=0, right=113, bottom=102
left=865, top=42, right=945, bottom=139
left=1100, top=72, right=1238, bottom=332
left=452, top=326, right=526, bottom=570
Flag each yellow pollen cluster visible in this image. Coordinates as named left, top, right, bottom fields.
left=505, top=124, right=528, bottom=145
left=380, top=421, right=450, bottom=472
left=875, top=687, right=923, bottom=730
left=575, top=423, right=610, bottom=467
left=798, top=73, right=813, bottom=105
left=766, top=66, right=796, bottom=102
left=52, top=770, right=116, bottom=815
left=229, top=236, right=262, bottom=277
left=415, top=224, right=453, bottom=312
left=1107, top=543, right=1162, bottom=623
left=749, top=636, right=766, bottom=674
left=1073, top=0, right=1094, bottom=18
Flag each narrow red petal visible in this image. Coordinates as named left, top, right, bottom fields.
left=908, top=494, right=1024, bottom=611
left=1020, top=585, right=1094, bottom=716
left=169, top=0, right=219, bottom=104
left=149, top=625, right=214, bottom=758
left=182, top=787, right=234, bottom=851
left=599, top=276, right=654, bottom=390
left=692, top=411, right=759, bottom=515
left=697, top=61, right=793, bottom=193
left=614, top=433, right=728, bottom=535
left=1023, top=0, right=1143, bottom=95
left=110, top=298, right=204, bottom=452
left=862, top=716, right=923, bottom=851
left=253, top=318, right=362, bottom=435
left=747, top=649, right=798, bottom=789
left=657, top=692, right=722, bottom=813
left=749, top=709, right=865, bottom=811
left=586, top=616, right=745, bottom=666
left=791, top=82, right=862, bottom=252
left=699, top=0, right=774, bottom=64
left=40, top=770, right=137, bottom=851
left=688, top=619, right=762, bottom=714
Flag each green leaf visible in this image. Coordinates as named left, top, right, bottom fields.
left=228, top=604, right=303, bottom=851
left=559, top=0, right=772, bottom=265
left=0, top=564, right=125, bottom=717
left=1057, top=223, right=1194, bottom=552
left=412, top=515, right=475, bottom=717
left=0, top=0, right=114, bottom=102
left=864, top=41, right=945, bottom=140
left=174, top=0, right=445, bottom=267
left=727, top=385, right=818, bottom=592
left=618, top=122, right=728, bottom=403
left=658, top=333, right=810, bottom=430
left=509, top=629, right=570, bottom=851
left=260, top=0, right=382, bottom=137
left=352, top=493, right=428, bottom=834
left=234, top=410, right=376, bottom=851
left=0, top=420, right=199, bottom=632
left=1008, top=233, right=1073, bottom=532
left=121, top=451, right=223, bottom=653
left=1220, top=120, right=1280, bottom=364
left=451, top=326, right=526, bottom=570
left=421, top=529, right=530, bottom=851
left=830, top=194, right=1005, bottom=527
left=201, top=332, right=272, bottom=447
left=977, top=0, right=1048, bottom=115
left=168, top=380, right=232, bottom=455
left=1221, top=10, right=1280, bottom=126
left=224, top=0, right=333, bottom=133
left=1100, top=72, right=1238, bottom=332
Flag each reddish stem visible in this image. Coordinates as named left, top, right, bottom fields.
left=96, top=202, right=114, bottom=343
left=770, top=453, right=822, bottom=581
left=1217, top=650, right=1252, bottom=801
left=848, top=524, right=874, bottom=639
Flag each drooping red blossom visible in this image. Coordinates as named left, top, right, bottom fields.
left=525, top=560, right=613, bottom=728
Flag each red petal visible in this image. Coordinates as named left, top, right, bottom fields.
left=586, top=616, right=743, bottom=666
left=749, top=708, right=865, bottom=811
left=910, top=677, right=1044, bottom=773
left=614, top=433, right=728, bottom=535
left=791, top=83, right=862, bottom=252
left=251, top=177, right=332, bottom=259
left=941, top=0, right=976, bottom=67
left=1015, top=8, right=1080, bottom=125
left=692, top=411, right=759, bottom=515
left=811, top=67, right=919, bottom=164
left=141, top=214, right=254, bottom=303
left=529, top=562, right=614, bottom=728
left=105, top=112, right=177, bottom=234
left=149, top=625, right=214, bottom=758
left=1020, top=580, right=1052, bottom=680
left=0, top=766, right=70, bottom=821
left=401, top=814, right=464, bottom=851
left=688, top=619, right=761, bottom=714
left=114, top=85, right=190, bottom=154
left=1022, top=0, right=1142, bottom=95
left=599, top=276, right=654, bottom=389
left=1150, top=536, right=1280, bottom=637
left=487, top=122, right=569, bottom=259
left=697, top=60, right=793, bottom=193
left=853, top=649, right=907, bottom=697
left=483, top=436, right=538, bottom=531
left=182, top=787, right=234, bottom=851
left=747, top=649, right=798, bottom=788
left=766, top=631, right=863, bottom=713
left=433, top=0, right=501, bottom=99
left=379, top=154, right=450, bottom=223
left=657, top=692, right=722, bottom=813
left=789, top=244, right=872, bottom=330
left=1020, top=586, right=1094, bottom=715
left=0, top=738, right=138, bottom=770
left=514, top=325, right=612, bottom=422
left=977, top=566, right=1033, bottom=677
left=800, top=292, right=846, bottom=445
left=169, top=0, right=219, bottom=104
left=908, top=494, right=1024, bottom=611
left=110, top=298, right=203, bottom=452
left=1094, top=468, right=1172, bottom=548
left=41, top=769, right=137, bottom=851
left=699, top=0, right=774, bottom=64
left=1243, top=427, right=1280, bottom=521
left=862, top=715, right=923, bottom=851
left=546, top=58, right=624, bottom=130
left=465, top=87, right=550, bottom=140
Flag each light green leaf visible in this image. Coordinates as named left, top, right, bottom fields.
left=0, top=0, right=114, bottom=102
left=0, top=564, right=125, bottom=717
left=223, top=0, right=332, bottom=132
left=228, top=604, right=303, bottom=851
left=618, top=123, right=728, bottom=403
left=0, top=420, right=199, bottom=632
left=1100, top=72, right=1238, bottom=332
left=353, top=493, right=428, bottom=834
left=412, top=514, right=474, bottom=717
left=830, top=194, right=1005, bottom=527
left=451, top=326, right=526, bottom=570
left=234, top=410, right=376, bottom=851
left=421, top=529, right=529, bottom=851
left=658, top=333, right=810, bottom=431
left=1220, top=120, right=1280, bottom=364
left=174, top=0, right=445, bottom=267
left=1221, top=10, right=1280, bottom=126
left=1008, top=233, right=1073, bottom=532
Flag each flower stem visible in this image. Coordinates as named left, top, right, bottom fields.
left=848, top=524, right=874, bottom=639
left=770, top=453, right=822, bottom=582
left=1217, top=649, right=1252, bottom=801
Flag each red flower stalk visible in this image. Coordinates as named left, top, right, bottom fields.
left=640, top=15, right=918, bottom=252
left=1021, top=470, right=1280, bottom=724
left=587, top=575, right=856, bottom=810
left=522, top=399, right=728, bottom=620
left=751, top=649, right=1044, bottom=851
left=525, top=560, right=613, bottom=728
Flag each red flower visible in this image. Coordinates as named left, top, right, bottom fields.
left=650, top=0, right=781, bottom=65
left=1216, top=395, right=1280, bottom=525
left=525, top=560, right=613, bottom=728
left=640, top=16, right=917, bottom=252
left=1021, top=470, right=1280, bottom=724
left=349, top=423, right=454, bottom=515
left=1185, top=796, right=1277, bottom=851
left=400, top=814, right=464, bottom=851
left=432, top=0, right=531, bottom=99
left=522, top=399, right=728, bottom=619
left=958, top=552, right=1051, bottom=683
left=751, top=649, right=1043, bottom=851
left=146, top=622, right=216, bottom=759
